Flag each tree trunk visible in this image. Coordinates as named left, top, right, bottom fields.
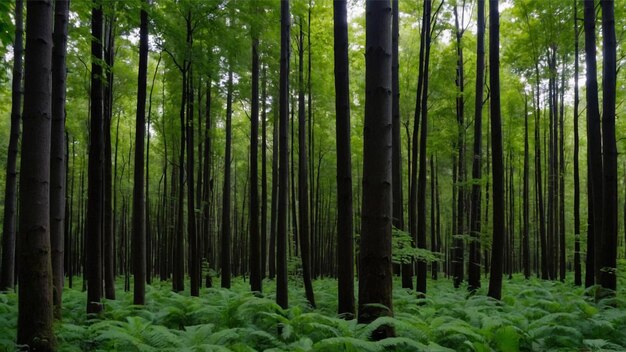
left=583, top=0, right=603, bottom=285
left=269, top=103, right=278, bottom=280
left=487, top=0, right=504, bottom=300
left=298, top=20, right=315, bottom=308
left=600, top=0, right=617, bottom=292
left=132, top=0, right=148, bottom=305
left=0, top=0, right=23, bottom=293
left=276, top=0, right=290, bottom=309
left=250, top=38, right=262, bottom=293
left=523, top=94, right=530, bottom=279
left=468, top=0, right=484, bottom=290
left=16, top=0, right=56, bottom=348
left=333, top=0, right=355, bottom=318
left=202, top=80, right=213, bottom=287
left=358, top=0, right=394, bottom=339
left=572, top=0, right=581, bottom=287
left=221, top=70, right=234, bottom=289
left=261, top=66, right=268, bottom=280
left=416, top=0, right=433, bottom=295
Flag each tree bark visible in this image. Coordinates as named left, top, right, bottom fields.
left=221, top=70, right=234, bottom=289
left=16, top=0, right=56, bottom=348
left=358, top=0, right=394, bottom=339
left=276, top=0, right=290, bottom=309
left=573, top=0, right=581, bottom=286
left=469, top=0, right=484, bottom=290
left=250, top=38, right=262, bottom=293
left=0, top=0, right=23, bottom=292
left=487, top=0, right=504, bottom=300
left=132, top=0, right=149, bottom=304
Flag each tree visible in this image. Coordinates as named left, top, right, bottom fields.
left=572, top=0, right=581, bottom=287
left=358, top=0, right=394, bottom=339
left=86, top=0, right=105, bottom=315
left=276, top=0, right=290, bottom=310
left=221, top=70, right=234, bottom=289
left=599, top=0, right=617, bottom=292
left=250, top=37, right=262, bottom=293
left=583, top=0, right=602, bottom=285
left=51, top=0, right=70, bottom=319
left=468, top=0, right=485, bottom=290
left=132, top=0, right=149, bottom=305
left=487, top=0, right=504, bottom=300
left=16, top=0, right=56, bottom=348
left=298, top=18, right=315, bottom=308
left=333, top=0, right=355, bottom=318
left=0, top=0, right=22, bottom=292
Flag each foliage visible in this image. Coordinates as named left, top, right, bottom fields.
left=1, top=274, right=625, bottom=351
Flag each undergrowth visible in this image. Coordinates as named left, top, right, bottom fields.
left=1, top=264, right=625, bottom=351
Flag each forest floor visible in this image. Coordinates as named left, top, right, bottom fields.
left=1, top=263, right=625, bottom=352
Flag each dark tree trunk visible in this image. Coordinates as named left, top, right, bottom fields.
left=86, top=1, right=104, bottom=314
left=186, top=62, right=199, bottom=297
left=132, top=0, right=148, bottom=305
left=202, top=80, right=213, bottom=287
left=487, top=0, right=504, bottom=300
left=261, top=66, right=268, bottom=280
left=333, top=0, right=355, bottom=318
left=558, top=58, right=566, bottom=282
left=221, top=70, right=234, bottom=289
left=16, top=0, right=55, bottom=348
left=358, top=0, right=394, bottom=340
left=468, top=0, right=484, bottom=291
left=391, top=0, right=410, bottom=290
left=250, top=38, right=262, bottom=293
left=453, top=3, right=466, bottom=289
left=103, top=10, right=116, bottom=300
left=583, top=0, right=603, bottom=284
left=50, top=0, right=69, bottom=319
left=600, top=0, right=617, bottom=292
left=415, top=0, right=433, bottom=295
left=269, top=104, right=278, bottom=280
left=523, top=95, right=530, bottom=279
left=298, top=20, right=315, bottom=307
left=276, top=0, right=290, bottom=309
left=431, top=156, right=438, bottom=279
left=1, top=0, right=23, bottom=292
left=573, top=0, right=581, bottom=287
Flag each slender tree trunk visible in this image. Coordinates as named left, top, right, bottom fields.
left=416, top=0, right=433, bottom=295
left=250, top=38, right=262, bottom=293
left=358, top=0, right=394, bottom=339
left=132, top=0, right=148, bottom=305
left=487, top=0, right=504, bottom=300
left=221, top=70, right=234, bottom=289
left=583, top=0, right=603, bottom=284
left=1, top=0, right=23, bottom=292
left=453, top=3, right=466, bottom=289
left=16, top=0, right=55, bottom=348
left=202, top=80, right=212, bottom=287
left=333, top=0, right=355, bottom=318
left=261, top=66, right=268, bottom=280
left=573, top=0, right=581, bottom=287
left=297, top=20, right=315, bottom=307
left=600, top=0, right=617, bottom=292
left=50, top=0, right=70, bottom=319
left=277, top=0, right=291, bottom=309
left=103, top=10, right=116, bottom=300
left=186, top=59, right=199, bottom=297
left=523, top=95, right=530, bottom=279
left=468, top=0, right=484, bottom=290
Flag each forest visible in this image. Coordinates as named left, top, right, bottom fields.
left=0, top=0, right=625, bottom=351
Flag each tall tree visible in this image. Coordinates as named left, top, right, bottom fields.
left=572, top=0, right=582, bottom=287
left=333, top=0, right=355, bottom=318
left=523, top=94, right=530, bottom=279
left=468, top=0, right=484, bottom=291
left=132, top=0, right=149, bottom=305
left=359, top=0, right=394, bottom=339
left=298, top=18, right=315, bottom=308
left=600, top=0, right=617, bottom=292
left=16, top=0, right=56, bottom=348
left=51, top=0, right=70, bottom=319
left=221, top=70, right=234, bottom=289
left=261, top=65, right=268, bottom=279
left=250, top=37, right=262, bottom=293
left=276, top=0, right=290, bottom=309
left=487, top=0, right=504, bottom=300
left=0, top=0, right=23, bottom=292
left=416, top=0, right=433, bottom=294
left=86, top=0, right=105, bottom=315
left=583, top=0, right=603, bottom=284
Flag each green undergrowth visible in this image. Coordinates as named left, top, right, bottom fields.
left=1, top=266, right=625, bottom=352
